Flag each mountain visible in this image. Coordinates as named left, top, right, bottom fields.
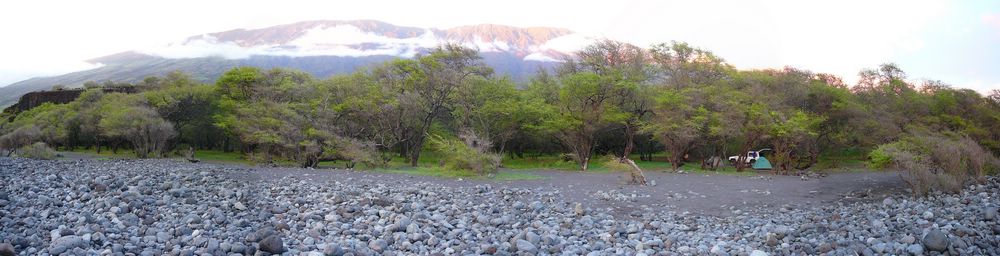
left=0, top=20, right=598, bottom=107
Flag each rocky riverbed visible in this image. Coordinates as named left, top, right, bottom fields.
left=0, top=158, right=998, bottom=255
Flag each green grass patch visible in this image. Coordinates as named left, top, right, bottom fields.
left=192, top=150, right=249, bottom=164
left=65, top=146, right=137, bottom=158
left=374, top=166, right=544, bottom=181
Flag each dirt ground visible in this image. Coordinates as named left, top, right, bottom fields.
left=236, top=164, right=906, bottom=218
left=56, top=151, right=907, bottom=217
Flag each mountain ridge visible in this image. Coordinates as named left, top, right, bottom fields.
left=0, top=20, right=593, bottom=107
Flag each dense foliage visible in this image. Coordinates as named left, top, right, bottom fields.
left=2, top=41, right=999, bottom=188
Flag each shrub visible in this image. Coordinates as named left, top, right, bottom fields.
left=428, top=131, right=501, bottom=176
left=0, top=125, right=41, bottom=156
left=870, top=130, right=1000, bottom=196
left=18, top=142, right=56, bottom=160
left=336, top=138, right=383, bottom=169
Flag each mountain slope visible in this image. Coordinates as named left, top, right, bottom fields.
left=0, top=20, right=593, bottom=107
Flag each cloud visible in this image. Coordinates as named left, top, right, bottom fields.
left=984, top=13, right=1000, bottom=31
left=140, top=25, right=450, bottom=59
left=0, top=61, right=104, bottom=86
left=138, top=24, right=594, bottom=63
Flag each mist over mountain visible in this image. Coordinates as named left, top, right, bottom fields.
left=0, top=20, right=597, bottom=106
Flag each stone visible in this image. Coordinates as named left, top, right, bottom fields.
left=984, top=207, right=997, bottom=221
left=765, top=233, right=779, bottom=247
left=901, top=235, right=916, bottom=244
left=921, top=211, right=934, bottom=220
left=817, top=243, right=832, bottom=253
left=369, top=239, right=388, bottom=252
left=258, top=235, right=285, bottom=254
left=0, top=243, right=14, bottom=256
left=323, top=243, right=344, bottom=256
left=234, top=202, right=247, bottom=211
left=749, top=250, right=768, bottom=256
left=883, top=197, right=896, bottom=206
left=906, top=244, right=924, bottom=255
left=525, top=232, right=540, bottom=244
left=48, top=235, right=86, bottom=255
left=516, top=239, right=537, bottom=253
left=484, top=245, right=498, bottom=254
left=923, top=229, right=949, bottom=252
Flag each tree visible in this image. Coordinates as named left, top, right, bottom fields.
left=766, top=110, right=824, bottom=174
left=574, top=40, right=652, bottom=159
left=452, top=77, right=545, bottom=156
left=645, top=86, right=730, bottom=171
left=100, top=103, right=177, bottom=158
left=0, top=125, right=41, bottom=156
left=649, top=41, right=731, bottom=90
left=538, top=71, right=625, bottom=171
left=144, top=75, right=219, bottom=149
left=373, top=44, right=493, bottom=166
left=216, top=66, right=264, bottom=102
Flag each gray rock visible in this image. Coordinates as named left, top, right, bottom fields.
left=323, top=243, right=344, bottom=256
left=923, top=229, right=949, bottom=252
left=921, top=211, right=934, bottom=220
left=749, top=250, right=768, bottom=256
left=516, top=239, right=537, bottom=253
left=48, top=235, right=86, bottom=255
left=984, top=207, right=997, bottom=221
left=883, top=197, right=896, bottom=206
left=369, top=239, right=387, bottom=252
left=906, top=244, right=924, bottom=255
left=258, top=235, right=285, bottom=254
left=0, top=243, right=15, bottom=256
left=901, top=235, right=916, bottom=244
left=765, top=233, right=779, bottom=247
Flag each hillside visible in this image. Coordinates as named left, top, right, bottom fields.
left=0, top=20, right=585, bottom=107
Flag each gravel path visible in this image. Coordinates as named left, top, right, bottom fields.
left=0, top=158, right=998, bottom=255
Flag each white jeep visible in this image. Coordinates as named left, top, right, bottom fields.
left=728, top=149, right=770, bottom=165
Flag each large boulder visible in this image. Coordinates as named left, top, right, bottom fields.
left=922, top=229, right=949, bottom=252
left=258, top=235, right=285, bottom=254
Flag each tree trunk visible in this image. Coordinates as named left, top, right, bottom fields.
left=408, top=136, right=425, bottom=167
left=621, top=124, right=636, bottom=160
left=620, top=157, right=647, bottom=185
left=735, top=139, right=754, bottom=172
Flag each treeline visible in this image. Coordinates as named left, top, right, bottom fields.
left=2, top=41, right=999, bottom=180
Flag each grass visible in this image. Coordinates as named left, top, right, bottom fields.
left=375, top=166, right=544, bottom=181
left=59, top=146, right=866, bottom=180
left=192, top=150, right=250, bottom=164
left=66, top=146, right=136, bottom=159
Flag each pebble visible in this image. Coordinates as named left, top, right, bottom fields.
left=0, top=158, right=997, bottom=255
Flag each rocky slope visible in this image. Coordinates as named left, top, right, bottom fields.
left=0, top=158, right=997, bottom=255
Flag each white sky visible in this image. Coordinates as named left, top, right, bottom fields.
left=1, top=0, right=995, bottom=93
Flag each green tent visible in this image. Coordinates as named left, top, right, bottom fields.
left=752, top=156, right=772, bottom=170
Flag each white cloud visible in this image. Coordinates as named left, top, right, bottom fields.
left=534, top=33, right=601, bottom=53
left=523, top=52, right=561, bottom=62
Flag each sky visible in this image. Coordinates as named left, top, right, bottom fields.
left=0, top=0, right=998, bottom=93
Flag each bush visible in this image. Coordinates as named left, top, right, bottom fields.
left=0, top=125, right=41, bottom=156
left=428, top=131, right=501, bottom=176
left=870, top=130, right=1000, bottom=196
left=18, top=142, right=56, bottom=160
left=336, top=138, right=384, bottom=169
